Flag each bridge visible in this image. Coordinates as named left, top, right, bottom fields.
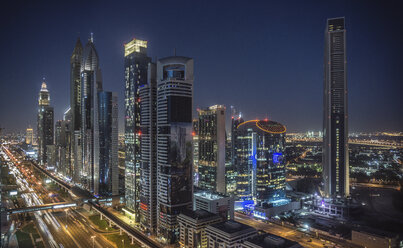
left=5, top=202, right=77, bottom=214
left=89, top=202, right=161, bottom=248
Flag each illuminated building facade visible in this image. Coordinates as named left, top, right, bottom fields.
left=98, top=91, right=119, bottom=196
left=37, top=80, right=54, bottom=165
left=323, top=17, right=349, bottom=197
left=197, top=105, right=226, bottom=194
left=139, top=62, right=157, bottom=233
left=234, top=119, right=286, bottom=206
left=124, top=38, right=151, bottom=217
left=192, top=118, right=199, bottom=186
left=157, top=56, right=194, bottom=243
left=81, top=37, right=102, bottom=194
left=55, top=118, right=71, bottom=177
left=70, top=38, right=83, bottom=183
left=26, top=127, right=34, bottom=145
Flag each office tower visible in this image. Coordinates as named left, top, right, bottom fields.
left=81, top=36, right=102, bottom=193
left=178, top=210, right=222, bottom=248
left=124, top=38, right=151, bottom=216
left=63, top=108, right=72, bottom=179
left=197, top=105, right=226, bottom=194
left=225, top=134, right=237, bottom=195
left=323, top=17, right=349, bottom=198
left=98, top=91, right=119, bottom=196
left=139, top=62, right=157, bottom=233
left=55, top=119, right=70, bottom=176
left=37, top=80, right=54, bottom=165
left=157, top=56, right=194, bottom=243
left=70, top=38, right=83, bottom=183
left=234, top=119, right=286, bottom=206
left=192, top=118, right=199, bottom=186
left=26, top=127, right=33, bottom=145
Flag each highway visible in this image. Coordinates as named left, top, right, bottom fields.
left=235, top=212, right=335, bottom=248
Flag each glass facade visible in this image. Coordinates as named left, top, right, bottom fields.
left=157, top=56, right=194, bottom=244
left=124, top=38, right=151, bottom=218
left=323, top=17, right=349, bottom=197
left=234, top=120, right=286, bottom=206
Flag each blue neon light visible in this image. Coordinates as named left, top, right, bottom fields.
left=273, top=153, right=282, bottom=164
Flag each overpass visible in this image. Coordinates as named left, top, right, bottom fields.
left=27, top=159, right=72, bottom=191
left=89, top=202, right=161, bottom=248
left=5, top=202, right=77, bottom=214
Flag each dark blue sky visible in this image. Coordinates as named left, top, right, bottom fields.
left=0, top=0, right=402, bottom=133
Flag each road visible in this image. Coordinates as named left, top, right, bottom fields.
left=235, top=212, right=332, bottom=248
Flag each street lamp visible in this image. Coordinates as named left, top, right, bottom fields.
left=122, top=239, right=125, bottom=247
left=91, top=235, right=96, bottom=248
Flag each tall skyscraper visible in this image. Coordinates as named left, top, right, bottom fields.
left=192, top=118, right=199, bottom=186
left=70, top=38, right=83, bottom=183
left=234, top=119, right=286, bottom=206
left=124, top=38, right=151, bottom=218
left=98, top=91, right=119, bottom=196
left=323, top=17, right=349, bottom=198
left=81, top=37, right=102, bottom=194
left=157, top=56, right=194, bottom=243
left=37, top=80, right=54, bottom=165
left=197, top=105, right=226, bottom=194
left=139, top=62, right=157, bottom=233
left=26, top=127, right=33, bottom=145
left=55, top=119, right=70, bottom=176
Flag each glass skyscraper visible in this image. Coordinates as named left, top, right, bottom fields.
left=37, top=80, right=54, bottom=165
left=197, top=105, right=226, bottom=194
left=81, top=37, right=102, bottom=193
left=124, top=38, right=151, bottom=219
left=98, top=91, right=119, bottom=196
left=323, top=17, right=349, bottom=198
left=156, top=56, right=194, bottom=244
left=233, top=119, right=286, bottom=206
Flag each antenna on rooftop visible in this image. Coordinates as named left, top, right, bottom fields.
left=90, top=32, right=94, bottom=42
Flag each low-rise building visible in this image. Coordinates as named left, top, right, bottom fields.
left=194, top=191, right=234, bottom=220
left=205, top=220, right=257, bottom=248
left=178, top=209, right=222, bottom=248
left=242, top=233, right=302, bottom=248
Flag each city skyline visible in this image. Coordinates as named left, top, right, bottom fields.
left=0, top=0, right=402, bottom=133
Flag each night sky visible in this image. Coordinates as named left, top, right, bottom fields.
left=0, top=0, right=402, bottom=134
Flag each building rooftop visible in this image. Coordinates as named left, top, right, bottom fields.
left=244, top=233, right=302, bottom=248
left=180, top=209, right=218, bottom=220
left=194, top=191, right=227, bottom=200
left=208, top=220, right=255, bottom=235
left=237, top=120, right=286, bottom=134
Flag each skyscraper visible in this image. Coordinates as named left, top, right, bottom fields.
left=98, top=91, right=119, bottom=196
left=26, top=127, right=33, bottom=145
left=139, top=62, right=157, bottom=233
left=234, top=119, right=286, bottom=206
left=124, top=38, right=151, bottom=218
left=55, top=119, right=71, bottom=176
left=197, top=105, right=226, bottom=194
left=37, top=80, right=54, bottom=165
left=323, top=17, right=349, bottom=198
left=157, top=56, right=194, bottom=243
left=81, top=37, right=102, bottom=193
left=70, top=38, right=83, bottom=183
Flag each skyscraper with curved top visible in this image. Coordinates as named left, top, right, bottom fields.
left=156, top=56, right=194, bottom=244
left=233, top=119, right=286, bottom=206
left=37, top=80, right=54, bottom=165
left=81, top=36, right=103, bottom=193
left=323, top=17, right=349, bottom=198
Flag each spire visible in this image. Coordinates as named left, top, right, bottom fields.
left=90, top=32, right=94, bottom=43
left=41, top=78, right=47, bottom=91
left=71, top=37, right=83, bottom=63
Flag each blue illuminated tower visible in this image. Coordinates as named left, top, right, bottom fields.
left=234, top=119, right=286, bottom=206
